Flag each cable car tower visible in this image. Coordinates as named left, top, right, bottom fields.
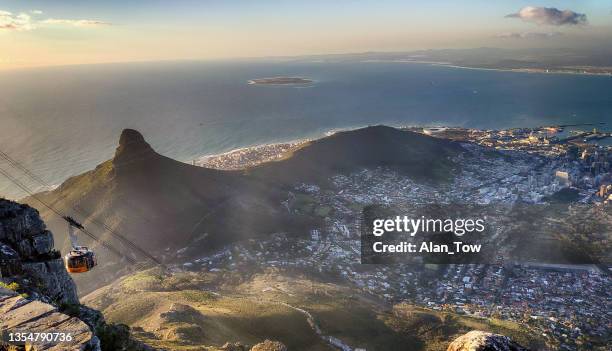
left=63, top=216, right=98, bottom=273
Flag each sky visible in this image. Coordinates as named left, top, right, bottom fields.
left=1, top=0, right=611, bottom=69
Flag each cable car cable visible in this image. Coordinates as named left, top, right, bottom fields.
left=0, top=165, right=137, bottom=264
left=0, top=151, right=162, bottom=267
left=0, top=150, right=160, bottom=264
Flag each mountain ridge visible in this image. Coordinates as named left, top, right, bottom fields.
left=25, top=125, right=464, bottom=293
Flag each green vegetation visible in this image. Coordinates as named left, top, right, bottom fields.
left=314, top=206, right=332, bottom=217
left=83, top=269, right=543, bottom=351
left=293, top=193, right=317, bottom=214
left=0, top=281, right=20, bottom=292
left=96, top=323, right=150, bottom=351
left=386, top=305, right=545, bottom=350
left=0, top=343, right=21, bottom=351
left=121, top=271, right=164, bottom=292
left=543, top=188, right=581, bottom=203
left=180, top=290, right=217, bottom=302
left=58, top=302, right=82, bottom=317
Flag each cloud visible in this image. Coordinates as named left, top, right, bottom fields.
left=495, top=31, right=563, bottom=39
left=42, top=18, right=112, bottom=27
left=506, top=6, right=587, bottom=26
left=1, top=8, right=111, bottom=31
left=0, top=10, right=35, bottom=31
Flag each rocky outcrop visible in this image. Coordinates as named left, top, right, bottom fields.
left=1, top=199, right=156, bottom=351
left=447, top=331, right=529, bottom=351
left=0, top=199, right=78, bottom=304
left=0, top=199, right=94, bottom=349
left=22, top=259, right=79, bottom=304
left=219, top=340, right=287, bottom=351
left=0, top=288, right=99, bottom=351
left=221, top=342, right=248, bottom=351
left=113, top=129, right=159, bottom=168
left=250, top=340, right=287, bottom=351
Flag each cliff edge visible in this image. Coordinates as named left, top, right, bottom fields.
left=0, top=199, right=155, bottom=351
left=0, top=287, right=97, bottom=350
left=0, top=198, right=77, bottom=304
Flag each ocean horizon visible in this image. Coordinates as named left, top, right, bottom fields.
left=1, top=60, right=611, bottom=199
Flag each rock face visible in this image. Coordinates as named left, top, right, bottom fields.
left=113, top=128, right=158, bottom=167
left=1, top=199, right=157, bottom=351
left=250, top=340, right=288, bottom=351
left=0, top=199, right=93, bottom=349
left=0, top=288, right=99, bottom=351
left=447, top=331, right=530, bottom=351
left=0, top=199, right=78, bottom=304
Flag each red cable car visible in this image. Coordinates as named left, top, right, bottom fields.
left=62, top=216, right=97, bottom=273
left=64, top=246, right=97, bottom=273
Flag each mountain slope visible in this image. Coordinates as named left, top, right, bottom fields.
left=30, top=129, right=290, bottom=255
left=26, top=126, right=463, bottom=279
left=82, top=268, right=544, bottom=351
left=248, top=126, right=462, bottom=185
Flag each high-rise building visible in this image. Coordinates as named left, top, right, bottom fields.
left=555, top=171, right=571, bottom=187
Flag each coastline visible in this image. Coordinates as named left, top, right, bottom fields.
left=194, top=139, right=310, bottom=170
left=358, top=59, right=612, bottom=77
left=192, top=124, right=391, bottom=169
left=436, top=63, right=612, bottom=77
left=193, top=123, right=611, bottom=171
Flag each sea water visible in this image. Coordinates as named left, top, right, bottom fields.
left=1, top=60, right=611, bottom=198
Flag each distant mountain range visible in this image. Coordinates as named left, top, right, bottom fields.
left=268, top=47, right=612, bottom=73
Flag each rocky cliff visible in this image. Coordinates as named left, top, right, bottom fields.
left=0, top=198, right=100, bottom=350
left=447, top=331, right=530, bottom=351
left=0, top=199, right=154, bottom=351
left=0, top=198, right=77, bottom=304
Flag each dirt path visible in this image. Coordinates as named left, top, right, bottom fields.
left=280, top=302, right=355, bottom=351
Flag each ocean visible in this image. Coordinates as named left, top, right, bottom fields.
left=1, top=60, right=611, bottom=199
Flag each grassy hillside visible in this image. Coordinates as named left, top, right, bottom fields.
left=83, top=268, right=544, bottom=351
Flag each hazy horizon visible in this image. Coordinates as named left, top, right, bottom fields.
left=2, top=1, right=612, bottom=69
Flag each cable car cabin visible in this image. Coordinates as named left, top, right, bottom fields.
left=64, top=247, right=97, bottom=273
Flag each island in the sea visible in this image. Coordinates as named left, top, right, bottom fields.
left=248, top=76, right=313, bottom=85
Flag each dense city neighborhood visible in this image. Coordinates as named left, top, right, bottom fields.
left=192, top=125, right=611, bottom=350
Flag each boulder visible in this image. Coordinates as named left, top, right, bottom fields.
left=447, top=331, right=529, bottom=351
left=250, top=340, right=287, bottom=351
left=32, top=230, right=54, bottom=255
left=23, top=259, right=79, bottom=304
left=221, top=342, right=248, bottom=351
left=0, top=243, right=21, bottom=276
left=17, top=238, right=34, bottom=258
left=0, top=200, right=46, bottom=242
